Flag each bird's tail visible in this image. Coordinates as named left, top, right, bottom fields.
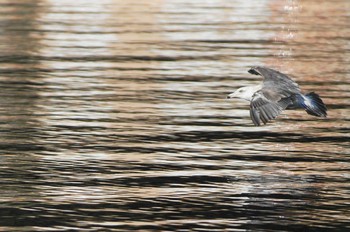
left=301, top=92, right=327, bottom=117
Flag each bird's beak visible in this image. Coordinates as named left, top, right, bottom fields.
left=227, top=92, right=236, bottom=99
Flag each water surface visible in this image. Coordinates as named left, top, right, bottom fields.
left=0, top=0, right=349, bottom=231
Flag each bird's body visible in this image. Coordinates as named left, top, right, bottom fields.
left=227, top=66, right=327, bottom=126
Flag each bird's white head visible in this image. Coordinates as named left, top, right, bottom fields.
left=227, top=85, right=261, bottom=101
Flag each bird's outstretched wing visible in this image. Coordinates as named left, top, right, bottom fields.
left=248, top=66, right=300, bottom=94
left=248, top=66, right=302, bottom=125
left=250, top=89, right=292, bottom=126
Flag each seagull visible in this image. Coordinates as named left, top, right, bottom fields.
left=227, top=66, right=327, bottom=126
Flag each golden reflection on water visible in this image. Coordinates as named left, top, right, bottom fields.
left=35, top=0, right=165, bottom=136
left=269, top=0, right=349, bottom=77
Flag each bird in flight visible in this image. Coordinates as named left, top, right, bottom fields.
left=227, top=66, right=327, bottom=126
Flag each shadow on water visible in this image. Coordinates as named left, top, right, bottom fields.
left=132, top=130, right=350, bottom=143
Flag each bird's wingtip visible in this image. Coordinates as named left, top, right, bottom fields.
left=248, top=66, right=260, bottom=75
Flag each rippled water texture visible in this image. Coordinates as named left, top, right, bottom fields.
left=0, top=0, right=349, bottom=231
